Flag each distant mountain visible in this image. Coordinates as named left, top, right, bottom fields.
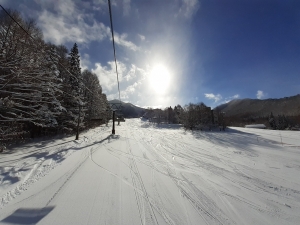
left=215, top=94, right=300, bottom=118
left=108, top=100, right=146, bottom=118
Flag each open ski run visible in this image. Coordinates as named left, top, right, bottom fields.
left=0, top=118, right=300, bottom=225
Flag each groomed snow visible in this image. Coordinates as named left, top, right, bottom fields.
left=0, top=119, right=300, bottom=225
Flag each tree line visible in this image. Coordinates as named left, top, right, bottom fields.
left=144, top=103, right=300, bottom=131
left=268, top=112, right=298, bottom=130
left=144, top=103, right=226, bottom=130
left=0, top=10, right=110, bottom=151
left=223, top=112, right=300, bottom=130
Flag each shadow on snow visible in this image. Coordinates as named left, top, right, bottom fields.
left=0, top=206, right=54, bottom=224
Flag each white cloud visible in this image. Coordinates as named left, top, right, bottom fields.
left=123, top=64, right=137, bottom=81
left=256, top=90, right=265, bottom=99
left=220, top=94, right=240, bottom=104
left=116, top=82, right=138, bottom=100
left=91, top=61, right=147, bottom=103
left=107, top=93, right=119, bottom=100
left=55, top=0, right=76, bottom=16
left=92, top=6, right=102, bottom=11
left=125, top=82, right=138, bottom=93
left=37, top=0, right=139, bottom=51
left=204, top=93, right=222, bottom=102
left=113, top=33, right=139, bottom=51
left=38, top=10, right=109, bottom=45
left=178, top=0, right=200, bottom=18
left=80, top=53, right=91, bottom=71
left=123, top=0, right=131, bottom=16
left=92, top=61, right=127, bottom=92
left=93, top=0, right=106, bottom=5
left=138, top=34, right=146, bottom=41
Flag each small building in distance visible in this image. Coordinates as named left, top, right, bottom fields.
left=244, top=124, right=266, bottom=129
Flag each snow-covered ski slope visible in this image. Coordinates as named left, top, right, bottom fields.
left=0, top=119, right=300, bottom=225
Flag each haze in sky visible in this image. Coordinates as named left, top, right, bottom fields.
left=1, top=0, right=299, bottom=108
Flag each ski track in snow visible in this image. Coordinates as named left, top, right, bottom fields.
left=0, top=126, right=109, bottom=208
left=0, top=119, right=300, bottom=225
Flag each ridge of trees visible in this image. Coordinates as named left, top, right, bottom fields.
left=0, top=10, right=110, bottom=151
left=144, top=103, right=226, bottom=131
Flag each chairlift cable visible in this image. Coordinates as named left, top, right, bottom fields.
left=107, top=0, right=121, bottom=105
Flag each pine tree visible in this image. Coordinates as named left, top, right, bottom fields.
left=64, top=43, right=85, bottom=134
left=283, top=115, right=289, bottom=129
left=0, top=12, right=63, bottom=138
left=269, top=112, right=276, bottom=129
left=277, top=114, right=289, bottom=130
left=82, top=69, right=107, bottom=126
left=53, top=44, right=71, bottom=132
left=0, top=11, right=110, bottom=147
left=37, top=45, right=64, bottom=128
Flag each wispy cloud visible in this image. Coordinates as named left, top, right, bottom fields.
left=138, top=34, right=146, bottom=41
left=221, top=94, right=240, bottom=104
left=92, top=61, right=126, bottom=92
left=177, top=0, right=200, bottom=18
left=113, top=33, right=139, bottom=51
left=123, top=0, right=131, bottom=16
left=92, top=0, right=106, bottom=6
left=204, top=93, right=222, bottom=102
left=37, top=0, right=138, bottom=51
left=80, top=53, right=91, bottom=71
left=38, top=2, right=109, bottom=45
left=122, top=82, right=139, bottom=99
left=91, top=61, right=147, bottom=102
left=123, top=64, right=137, bottom=81
left=256, top=90, right=265, bottom=99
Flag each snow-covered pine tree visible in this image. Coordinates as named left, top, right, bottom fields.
left=64, top=43, right=86, bottom=133
left=101, top=94, right=110, bottom=124
left=277, top=115, right=283, bottom=130
left=277, top=114, right=289, bottom=130
left=282, top=115, right=289, bottom=129
left=269, top=112, right=276, bottom=129
left=174, top=104, right=183, bottom=124
left=36, top=45, right=64, bottom=128
left=0, top=11, right=67, bottom=141
left=82, top=69, right=105, bottom=126
left=54, top=44, right=70, bottom=132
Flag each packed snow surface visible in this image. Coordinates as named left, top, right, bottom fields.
left=0, top=119, right=300, bottom=225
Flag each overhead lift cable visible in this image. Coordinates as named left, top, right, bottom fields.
left=107, top=0, right=123, bottom=135
left=107, top=0, right=121, bottom=104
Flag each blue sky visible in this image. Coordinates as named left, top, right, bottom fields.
left=1, top=0, right=300, bottom=108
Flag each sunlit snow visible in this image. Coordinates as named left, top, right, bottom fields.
left=0, top=119, right=299, bottom=225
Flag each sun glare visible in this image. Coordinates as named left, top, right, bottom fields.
left=150, top=65, right=171, bottom=94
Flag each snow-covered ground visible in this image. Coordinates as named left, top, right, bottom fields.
left=0, top=119, right=300, bottom=225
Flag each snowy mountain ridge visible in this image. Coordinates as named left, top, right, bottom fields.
left=215, top=94, right=300, bottom=117
left=108, top=99, right=145, bottom=118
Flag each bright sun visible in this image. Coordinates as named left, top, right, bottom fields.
left=149, top=64, right=171, bottom=94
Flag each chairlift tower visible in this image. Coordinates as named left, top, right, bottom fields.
left=108, top=102, right=123, bottom=134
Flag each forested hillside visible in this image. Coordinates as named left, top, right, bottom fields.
left=215, top=95, right=300, bottom=127
left=108, top=99, right=145, bottom=118
left=0, top=10, right=110, bottom=150
left=216, top=95, right=300, bottom=117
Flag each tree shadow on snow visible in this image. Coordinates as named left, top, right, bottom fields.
left=191, top=128, right=279, bottom=157
left=0, top=206, right=54, bottom=224
left=1, top=139, right=75, bottom=156
left=0, top=135, right=119, bottom=185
